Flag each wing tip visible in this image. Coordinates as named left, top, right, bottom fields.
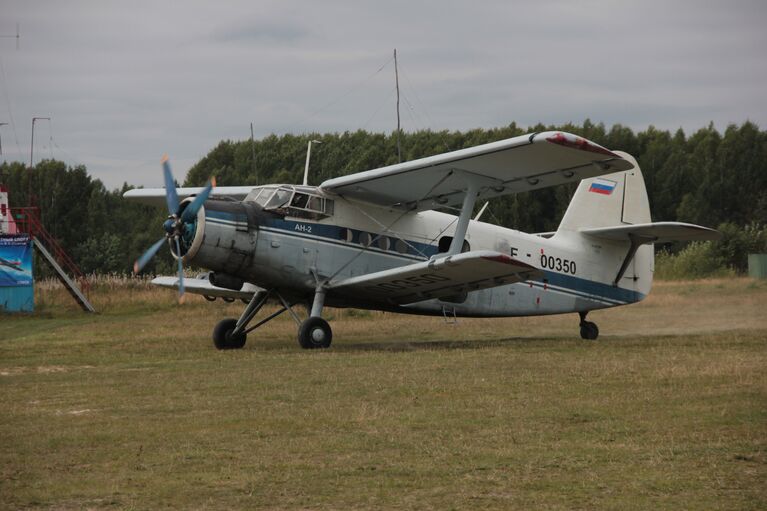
left=541, top=131, right=620, bottom=159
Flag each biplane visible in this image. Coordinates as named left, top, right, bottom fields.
left=124, top=131, right=720, bottom=349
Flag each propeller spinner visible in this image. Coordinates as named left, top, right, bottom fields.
left=133, top=155, right=215, bottom=303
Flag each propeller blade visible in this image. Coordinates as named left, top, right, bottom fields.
left=162, top=155, right=180, bottom=215
left=181, top=177, right=216, bottom=223
left=133, top=237, right=167, bottom=274
left=175, top=237, right=185, bottom=303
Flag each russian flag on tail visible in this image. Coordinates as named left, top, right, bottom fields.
left=589, top=178, right=617, bottom=195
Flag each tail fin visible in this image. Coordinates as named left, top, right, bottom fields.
left=557, top=151, right=650, bottom=232
left=556, top=151, right=654, bottom=299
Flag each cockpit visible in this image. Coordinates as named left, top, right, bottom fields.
left=246, top=185, right=334, bottom=219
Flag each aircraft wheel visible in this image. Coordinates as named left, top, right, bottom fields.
left=579, top=321, right=599, bottom=340
left=213, top=318, right=247, bottom=350
left=298, top=317, right=332, bottom=349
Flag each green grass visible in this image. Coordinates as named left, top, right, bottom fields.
left=1, top=279, right=766, bottom=509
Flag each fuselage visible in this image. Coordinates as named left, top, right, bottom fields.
left=180, top=184, right=651, bottom=317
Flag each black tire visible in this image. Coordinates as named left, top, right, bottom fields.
left=213, top=318, right=247, bottom=350
left=579, top=321, right=599, bottom=340
left=298, top=317, right=332, bottom=349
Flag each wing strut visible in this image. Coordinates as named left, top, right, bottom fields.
left=447, top=180, right=479, bottom=256
left=613, top=233, right=656, bottom=286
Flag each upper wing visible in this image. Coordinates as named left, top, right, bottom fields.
left=328, top=250, right=541, bottom=305
left=123, top=186, right=255, bottom=207
left=581, top=222, right=722, bottom=243
left=320, top=131, right=633, bottom=212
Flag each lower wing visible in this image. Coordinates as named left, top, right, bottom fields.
left=327, top=250, right=542, bottom=305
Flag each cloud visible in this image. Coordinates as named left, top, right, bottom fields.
left=0, top=0, right=764, bottom=189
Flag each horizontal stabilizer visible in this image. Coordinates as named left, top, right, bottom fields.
left=152, top=275, right=261, bottom=300
left=328, top=250, right=542, bottom=305
left=580, top=222, right=721, bottom=243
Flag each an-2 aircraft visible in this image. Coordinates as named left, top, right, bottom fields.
left=125, top=131, right=720, bottom=349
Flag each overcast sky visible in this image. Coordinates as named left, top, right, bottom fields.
left=1, top=0, right=765, bottom=189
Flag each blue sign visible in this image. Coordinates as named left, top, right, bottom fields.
left=0, top=234, right=34, bottom=312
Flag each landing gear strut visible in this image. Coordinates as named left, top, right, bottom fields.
left=297, top=287, right=332, bottom=349
left=578, top=311, right=599, bottom=340
left=211, top=287, right=333, bottom=350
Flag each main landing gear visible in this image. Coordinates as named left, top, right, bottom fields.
left=212, top=287, right=332, bottom=350
left=578, top=311, right=599, bottom=340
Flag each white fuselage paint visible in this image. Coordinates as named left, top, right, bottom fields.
left=193, top=187, right=651, bottom=318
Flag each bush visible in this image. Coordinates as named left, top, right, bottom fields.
left=654, top=222, right=766, bottom=279
left=712, top=222, right=767, bottom=272
left=655, top=242, right=733, bottom=279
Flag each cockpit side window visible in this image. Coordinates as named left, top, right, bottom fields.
left=291, top=193, right=309, bottom=209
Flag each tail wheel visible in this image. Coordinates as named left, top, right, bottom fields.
left=213, top=318, right=247, bottom=350
left=298, top=317, right=332, bottom=349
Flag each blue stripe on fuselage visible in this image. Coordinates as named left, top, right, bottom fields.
left=542, top=271, right=644, bottom=304
left=203, top=211, right=644, bottom=306
left=260, top=218, right=440, bottom=259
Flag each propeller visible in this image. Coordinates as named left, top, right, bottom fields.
left=133, top=155, right=215, bottom=303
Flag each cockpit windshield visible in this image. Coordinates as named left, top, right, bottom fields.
left=265, top=188, right=292, bottom=210
left=246, top=185, right=334, bottom=219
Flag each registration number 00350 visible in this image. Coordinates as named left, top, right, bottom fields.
left=540, top=254, right=576, bottom=275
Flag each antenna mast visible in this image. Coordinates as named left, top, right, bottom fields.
left=394, top=48, right=401, bottom=163
left=250, top=122, right=257, bottom=185
left=0, top=24, right=20, bottom=50
left=0, top=123, right=7, bottom=155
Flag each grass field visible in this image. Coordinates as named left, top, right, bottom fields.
left=1, top=278, right=766, bottom=509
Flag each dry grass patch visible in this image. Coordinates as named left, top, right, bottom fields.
left=1, top=277, right=765, bottom=509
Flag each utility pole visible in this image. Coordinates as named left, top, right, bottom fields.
left=394, top=48, right=401, bottom=163
left=250, top=122, right=257, bottom=185
left=0, top=123, right=7, bottom=155
left=30, top=117, right=50, bottom=168
left=29, top=116, right=50, bottom=203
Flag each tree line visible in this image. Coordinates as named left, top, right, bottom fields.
left=1, top=120, right=765, bottom=276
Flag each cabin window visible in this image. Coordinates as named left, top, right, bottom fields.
left=438, top=236, right=470, bottom=253
left=359, top=232, right=372, bottom=247
left=339, top=228, right=353, bottom=242
left=395, top=239, right=409, bottom=254
left=378, top=236, right=390, bottom=251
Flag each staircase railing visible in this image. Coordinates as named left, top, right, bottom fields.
left=10, top=207, right=91, bottom=295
